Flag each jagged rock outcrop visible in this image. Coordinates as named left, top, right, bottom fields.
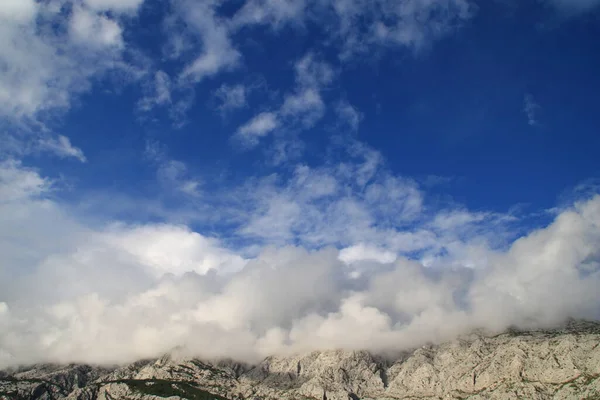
left=2, top=321, right=600, bottom=400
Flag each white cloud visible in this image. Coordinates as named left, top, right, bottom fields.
left=315, top=0, right=475, bottom=57
left=371, top=0, right=474, bottom=50
left=335, top=100, right=363, bottom=131
left=0, top=0, right=143, bottom=121
left=137, top=0, right=477, bottom=125
left=280, top=54, right=334, bottom=128
left=1, top=0, right=478, bottom=131
left=0, top=160, right=50, bottom=202
left=83, top=0, right=145, bottom=13
left=145, top=141, right=202, bottom=197
left=339, top=243, right=397, bottom=264
left=0, top=0, right=37, bottom=22
left=235, top=112, right=280, bottom=147
left=231, top=0, right=308, bottom=28
left=69, top=5, right=124, bottom=49
left=175, top=0, right=241, bottom=83
left=294, top=53, right=335, bottom=87
left=233, top=53, right=334, bottom=151
left=103, top=224, right=247, bottom=277
left=281, top=88, right=325, bottom=126
left=37, top=135, right=87, bottom=162
left=1, top=0, right=599, bottom=371
left=138, top=71, right=172, bottom=112
left=214, top=84, right=247, bottom=113
left=227, top=0, right=475, bottom=59
left=235, top=143, right=426, bottom=250
left=0, top=159, right=599, bottom=367
left=0, top=0, right=151, bottom=173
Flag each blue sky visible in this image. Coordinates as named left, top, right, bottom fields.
left=1, top=0, right=600, bottom=366
left=13, top=0, right=600, bottom=216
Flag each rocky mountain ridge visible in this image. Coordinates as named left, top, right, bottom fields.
left=2, top=321, right=600, bottom=400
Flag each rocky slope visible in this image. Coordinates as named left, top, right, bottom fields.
left=2, top=321, right=600, bottom=400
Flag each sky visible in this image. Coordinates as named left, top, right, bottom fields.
left=1, top=0, right=600, bottom=367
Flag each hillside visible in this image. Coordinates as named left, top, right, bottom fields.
left=2, top=321, right=600, bottom=400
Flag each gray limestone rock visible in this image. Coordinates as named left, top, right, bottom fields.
left=2, top=322, right=599, bottom=400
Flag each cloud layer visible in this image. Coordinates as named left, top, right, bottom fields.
left=1, top=0, right=599, bottom=371
left=1, top=155, right=599, bottom=368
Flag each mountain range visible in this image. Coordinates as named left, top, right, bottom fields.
left=1, top=320, right=599, bottom=400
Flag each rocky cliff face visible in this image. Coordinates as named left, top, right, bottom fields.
left=2, top=321, right=599, bottom=400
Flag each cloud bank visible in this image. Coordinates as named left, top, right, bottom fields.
left=1, top=0, right=599, bottom=372
left=1, top=156, right=599, bottom=368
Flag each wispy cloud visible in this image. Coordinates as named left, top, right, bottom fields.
left=214, top=83, right=248, bottom=114
left=138, top=71, right=172, bottom=112
left=174, top=0, right=241, bottom=84
left=233, top=53, right=334, bottom=152
left=335, top=100, right=363, bottom=132
left=37, top=135, right=87, bottom=163
left=149, top=0, right=478, bottom=124
left=145, top=140, right=202, bottom=197
left=523, top=93, right=541, bottom=126
left=234, top=112, right=280, bottom=148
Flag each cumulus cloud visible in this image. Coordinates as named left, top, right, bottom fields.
left=0, top=0, right=143, bottom=121
left=0, top=154, right=599, bottom=368
left=235, top=112, right=280, bottom=148
left=69, top=5, right=124, bottom=49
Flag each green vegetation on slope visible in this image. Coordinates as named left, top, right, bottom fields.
left=118, top=379, right=229, bottom=400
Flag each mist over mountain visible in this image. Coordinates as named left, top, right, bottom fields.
left=2, top=321, right=600, bottom=399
